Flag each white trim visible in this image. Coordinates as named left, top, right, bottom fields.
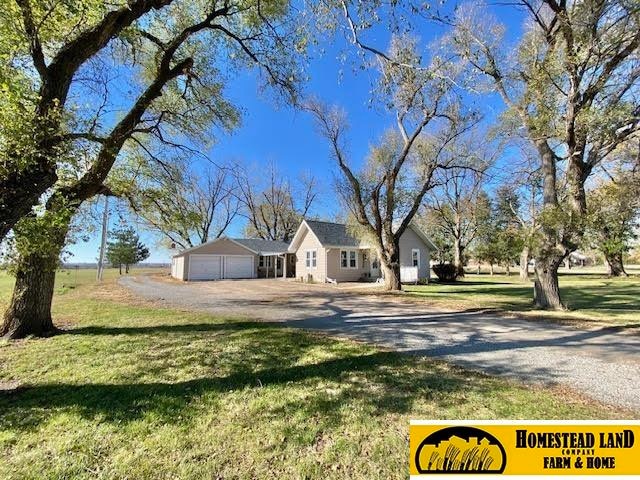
left=339, top=249, right=358, bottom=269
left=289, top=220, right=324, bottom=253
left=411, top=248, right=420, bottom=268
left=305, top=249, right=317, bottom=269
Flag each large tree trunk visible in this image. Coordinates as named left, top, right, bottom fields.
left=605, top=252, right=628, bottom=277
left=489, top=263, right=494, bottom=275
left=2, top=211, right=70, bottom=339
left=453, top=237, right=465, bottom=278
left=533, top=257, right=566, bottom=310
left=2, top=254, right=59, bottom=339
left=519, top=246, right=530, bottom=281
left=382, top=262, right=402, bottom=290
left=380, top=241, right=402, bottom=291
left=532, top=140, right=568, bottom=309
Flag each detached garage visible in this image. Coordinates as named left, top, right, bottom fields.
left=171, top=237, right=291, bottom=281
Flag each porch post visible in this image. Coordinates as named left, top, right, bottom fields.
left=282, top=255, right=287, bottom=279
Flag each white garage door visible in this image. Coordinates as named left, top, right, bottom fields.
left=224, top=256, right=254, bottom=279
left=188, top=255, right=222, bottom=280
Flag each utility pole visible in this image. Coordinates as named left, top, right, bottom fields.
left=97, top=195, right=109, bottom=281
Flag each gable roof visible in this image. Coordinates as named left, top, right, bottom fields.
left=288, top=219, right=437, bottom=252
left=304, top=220, right=361, bottom=247
left=173, top=236, right=290, bottom=257
left=231, top=238, right=290, bottom=255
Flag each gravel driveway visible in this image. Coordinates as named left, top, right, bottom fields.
left=120, top=276, right=640, bottom=411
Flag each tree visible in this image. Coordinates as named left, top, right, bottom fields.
left=106, top=227, right=150, bottom=274
left=493, top=186, right=525, bottom=275
left=471, top=192, right=498, bottom=274
left=499, top=150, right=543, bottom=281
left=422, top=138, right=493, bottom=277
left=452, top=1, right=640, bottom=309
left=0, top=0, right=187, bottom=243
left=586, top=176, right=640, bottom=276
left=2, top=1, right=303, bottom=339
left=125, top=159, right=239, bottom=249
left=472, top=189, right=523, bottom=275
left=235, top=162, right=317, bottom=242
left=419, top=208, right=454, bottom=265
left=307, top=36, right=475, bottom=289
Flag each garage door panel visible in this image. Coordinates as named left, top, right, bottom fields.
left=189, top=255, right=222, bottom=280
left=224, top=256, right=254, bottom=279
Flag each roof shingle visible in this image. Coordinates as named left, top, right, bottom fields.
left=232, top=238, right=290, bottom=254
left=305, top=220, right=361, bottom=247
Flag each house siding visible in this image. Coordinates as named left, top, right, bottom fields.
left=171, top=256, right=186, bottom=280
left=326, top=248, right=369, bottom=282
left=399, top=227, right=430, bottom=280
left=295, top=229, right=326, bottom=283
left=175, top=238, right=254, bottom=256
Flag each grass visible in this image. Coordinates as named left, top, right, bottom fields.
left=405, top=269, right=640, bottom=326
left=0, top=270, right=634, bottom=479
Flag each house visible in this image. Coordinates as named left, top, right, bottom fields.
left=287, top=220, right=436, bottom=284
left=171, top=237, right=294, bottom=281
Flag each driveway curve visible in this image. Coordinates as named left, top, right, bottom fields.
left=120, top=276, right=640, bottom=411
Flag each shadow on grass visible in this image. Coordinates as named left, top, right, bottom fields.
left=65, top=321, right=278, bottom=336
left=0, top=351, right=476, bottom=431
left=411, top=278, right=640, bottom=317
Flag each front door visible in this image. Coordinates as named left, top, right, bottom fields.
left=370, top=254, right=380, bottom=279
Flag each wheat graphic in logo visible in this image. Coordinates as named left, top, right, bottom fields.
left=415, top=426, right=507, bottom=474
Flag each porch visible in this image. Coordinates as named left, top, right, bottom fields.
left=257, top=252, right=296, bottom=279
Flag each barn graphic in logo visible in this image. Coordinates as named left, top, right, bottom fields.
left=414, top=426, right=507, bottom=474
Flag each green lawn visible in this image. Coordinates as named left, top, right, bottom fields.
left=405, top=271, right=640, bottom=326
left=0, top=267, right=166, bottom=306
left=0, top=270, right=633, bottom=479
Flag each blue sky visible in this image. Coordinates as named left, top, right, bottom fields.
left=68, top=2, right=527, bottom=264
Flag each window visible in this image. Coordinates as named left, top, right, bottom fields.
left=306, top=250, right=317, bottom=268
left=259, top=256, right=272, bottom=268
left=340, top=250, right=358, bottom=269
left=412, top=249, right=420, bottom=268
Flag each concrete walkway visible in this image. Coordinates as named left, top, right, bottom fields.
left=120, top=276, right=640, bottom=411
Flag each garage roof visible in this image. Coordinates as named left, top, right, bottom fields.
left=173, top=237, right=290, bottom=257
left=231, top=238, right=290, bottom=255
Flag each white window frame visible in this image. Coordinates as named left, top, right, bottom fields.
left=259, top=256, right=273, bottom=268
left=340, top=249, right=358, bottom=269
left=412, top=248, right=421, bottom=268
left=305, top=249, right=317, bottom=269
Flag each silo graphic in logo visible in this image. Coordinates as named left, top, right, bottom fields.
left=414, top=426, right=507, bottom=474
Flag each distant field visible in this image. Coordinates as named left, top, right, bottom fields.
left=0, top=267, right=168, bottom=309
left=407, top=268, right=640, bottom=325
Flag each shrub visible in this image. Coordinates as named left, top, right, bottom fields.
left=432, top=263, right=458, bottom=282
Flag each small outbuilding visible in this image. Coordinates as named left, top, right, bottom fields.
left=171, top=237, right=294, bottom=281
